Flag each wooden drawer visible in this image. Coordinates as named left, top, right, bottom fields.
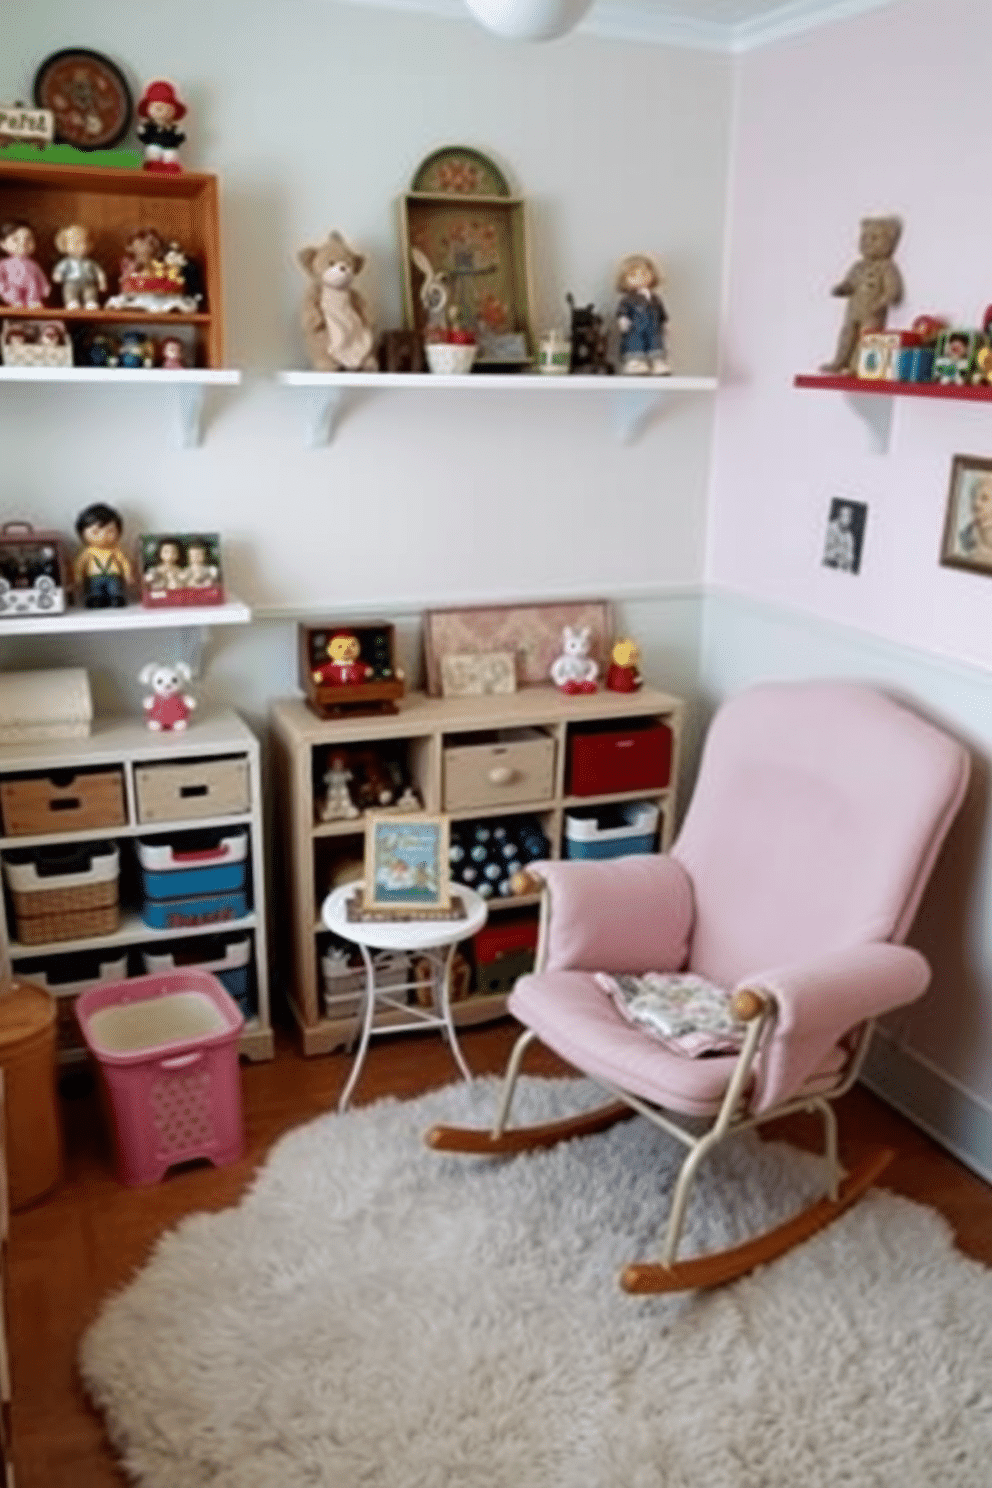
left=0, top=767, right=126, bottom=837
left=443, top=730, right=556, bottom=811
left=135, top=754, right=251, bottom=823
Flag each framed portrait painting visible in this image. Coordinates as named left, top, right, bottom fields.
left=940, top=455, right=992, bottom=575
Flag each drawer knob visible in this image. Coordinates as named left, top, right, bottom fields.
left=487, top=765, right=516, bottom=786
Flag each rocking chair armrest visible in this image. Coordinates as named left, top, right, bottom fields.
left=527, top=855, right=695, bottom=975
left=737, top=941, right=931, bottom=1114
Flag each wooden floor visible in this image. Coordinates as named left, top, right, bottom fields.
left=7, top=1017, right=992, bottom=1488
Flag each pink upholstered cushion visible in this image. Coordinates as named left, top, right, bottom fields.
left=529, top=856, right=694, bottom=975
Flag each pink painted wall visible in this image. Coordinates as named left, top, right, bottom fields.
left=709, top=0, right=992, bottom=673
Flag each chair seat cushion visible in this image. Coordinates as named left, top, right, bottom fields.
left=509, top=971, right=744, bottom=1117
left=594, top=971, right=746, bottom=1057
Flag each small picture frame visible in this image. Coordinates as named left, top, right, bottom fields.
left=940, top=455, right=992, bottom=574
left=440, top=650, right=517, bottom=698
left=139, top=533, right=224, bottom=607
left=363, top=813, right=451, bottom=915
left=822, top=498, right=867, bottom=574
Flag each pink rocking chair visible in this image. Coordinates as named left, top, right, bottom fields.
left=429, top=682, right=970, bottom=1291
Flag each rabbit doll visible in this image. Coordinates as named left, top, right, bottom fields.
left=550, top=625, right=599, bottom=694
left=410, top=246, right=449, bottom=333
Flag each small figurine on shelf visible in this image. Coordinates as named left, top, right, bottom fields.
left=159, top=334, right=187, bottom=369
left=143, top=537, right=185, bottom=591
left=821, top=216, right=903, bottom=375
left=105, top=228, right=201, bottom=314
left=116, top=330, right=155, bottom=369
left=566, top=294, right=612, bottom=375
left=550, top=625, right=599, bottom=694
left=298, top=231, right=377, bottom=372
left=606, top=637, right=642, bottom=693
left=73, top=502, right=132, bottom=608
left=410, top=247, right=450, bottom=336
left=51, top=224, right=107, bottom=310
left=139, top=661, right=196, bottom=732
left=615, top=253, right=670, bottom=375
left=182, top=538, right=219, bottom=588
left=136, top=79, right=187, bottom=173
left=312, top=631, right=374, bottom=687
left=85, top=332, right=118, bottom=368
left=319, top=751, right=359, bottom=822
left=0, top=221, right=50, bottom=308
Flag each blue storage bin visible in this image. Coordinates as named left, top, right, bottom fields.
left=137, top=830, right=248, bottom=901
left=140, top=889, right=248, bottom=931
left=143, top=935, right=254, bottom=1017
left=564, top=801, right=660, bottom=860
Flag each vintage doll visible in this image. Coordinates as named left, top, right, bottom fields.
left=182, top=538, right=219, bottom=588
left=320, top=752, right=359, bottom=821
left=74, top=502, right=132, bottom=608
left=136, top=79, right=187, bottom=172
left=821, top=216, right=903, bottom=375
left=51, top=224, right=107, bottom=309
left=0, top=221, right=50, bottom=308
left=311, top=631, right=374, bottom=687
left=615, top=253, right=669, bottom=375
left=139, top=662, right=196, bottom=731
left=143, top=538, right=186, bottom=592
left=116, top=330, right=155, bottom=369
left=159, top=335, right=187, bottom=369
left=606, top=637, right=642, bottom=692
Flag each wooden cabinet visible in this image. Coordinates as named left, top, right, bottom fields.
left=0, top=712, right=273, bottom=1065
left=271, top=685, right=684, bottom=1055
left=0, top=159, right=224, bottom=369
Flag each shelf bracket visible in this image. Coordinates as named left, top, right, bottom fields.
left=302, top=384, right=350, bottom=446
left=170, top=625, right=208, bottom=678
left=174, top=383, right=208, bottom=448
left=609, top=386, right=671, bottom=444
left=843, top=390, right=895, bottom=455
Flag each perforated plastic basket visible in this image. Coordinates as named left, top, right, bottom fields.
left=75, top=969, right=244, bottom=1186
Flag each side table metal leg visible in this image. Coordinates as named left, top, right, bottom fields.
left=437, top=940, right=473, bottom=1086
left=338, top=944, right=378, bottom=1113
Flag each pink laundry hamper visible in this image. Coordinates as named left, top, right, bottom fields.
left=75, top=969, right=245, bottom=1186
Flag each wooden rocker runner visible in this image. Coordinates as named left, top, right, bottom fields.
left=426, top=682, right=971, bottom=1294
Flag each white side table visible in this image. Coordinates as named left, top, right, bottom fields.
left=321, top=884, right=489, bottom=1111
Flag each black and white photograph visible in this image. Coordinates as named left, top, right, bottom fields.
left=822, top=498, right=867, bottom=574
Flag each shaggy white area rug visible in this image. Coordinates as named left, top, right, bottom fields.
left=81, top=1076, right=992, bottom=1488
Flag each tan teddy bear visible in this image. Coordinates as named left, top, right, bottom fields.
left=298, top=231, right=377, bottom=372
left=821, top=216, right=903, bottom=375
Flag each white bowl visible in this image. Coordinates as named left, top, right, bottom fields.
left=424, top=342, right=476, bottom=376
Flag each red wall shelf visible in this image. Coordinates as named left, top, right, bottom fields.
left=794, top=373, right=992, bottom=404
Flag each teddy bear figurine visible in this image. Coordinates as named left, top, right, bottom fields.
left=821, top=216, right=904, bottom=375
left=139, top=661, right=196, bottom=732
left=298, top=231, right=378, bottom=372
left=550, top=625, right=599, bottom=694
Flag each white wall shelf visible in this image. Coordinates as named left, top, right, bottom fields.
left=0, top=367, right=241, bottom=448
left=0, top=593, right=250, bottom=639
left=277, top=370, right=717, bottom=447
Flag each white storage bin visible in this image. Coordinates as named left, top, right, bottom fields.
left=564, top=801, right=660, bottom=860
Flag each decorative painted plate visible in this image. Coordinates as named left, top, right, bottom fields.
left=33, top=48, right=133, bottom=151
left=410, top=146, right=511, bottom=198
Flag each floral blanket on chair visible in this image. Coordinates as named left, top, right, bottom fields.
left=595, top=972, right=746, bottom=1057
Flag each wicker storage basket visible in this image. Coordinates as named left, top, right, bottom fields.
left=3, top=842, right=120, bottom=944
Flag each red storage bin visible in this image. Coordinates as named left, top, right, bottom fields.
left=567, top=719, right=672, bottom=796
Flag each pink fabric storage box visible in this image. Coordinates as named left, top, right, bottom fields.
left=75, top=969, right=244, bottom=1186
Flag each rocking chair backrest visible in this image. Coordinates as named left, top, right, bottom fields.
left=671, top=682, right=970, bottom=991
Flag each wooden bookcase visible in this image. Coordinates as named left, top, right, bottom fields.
left=271, top=685, right=684, bottom=1055
left=0, top=159, right=224, bottom=368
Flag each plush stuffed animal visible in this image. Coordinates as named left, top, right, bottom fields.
left=821, top=217, right=903, bottom=375
left=550, top=625, right=599, bottom=694
left=139, top=661, right=196, bottom=731
left=298, top=231, right=377, bottom=372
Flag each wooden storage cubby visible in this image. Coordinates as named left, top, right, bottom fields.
left=271, top=684, right=684, bottom=1055
left=0, top=711, right=273, bottom=1064
left=0, top=159, right=223, bottom=368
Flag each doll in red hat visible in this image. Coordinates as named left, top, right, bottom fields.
left=136, top=79, right=187, bottom=173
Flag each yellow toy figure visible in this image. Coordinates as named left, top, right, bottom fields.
left=311, top=631, right=373, bottom=687
left=74, top=502, right=132, bottom=608
left=606, top=637, right=642, bottom=693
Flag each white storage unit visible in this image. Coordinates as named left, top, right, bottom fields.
left=0, top=711, right=273, bottom=1063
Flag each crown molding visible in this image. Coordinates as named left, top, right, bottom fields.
left=331, top=0, right=902, bottom=52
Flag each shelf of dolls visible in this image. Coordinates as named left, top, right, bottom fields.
left=0, top=591, right=249, bottom=639
left=276, top=370, right=718, bottom=446
left=0, top=365, right=241, bottom=447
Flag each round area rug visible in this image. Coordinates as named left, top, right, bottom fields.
left=81, top=1076, right=992, bottom=1487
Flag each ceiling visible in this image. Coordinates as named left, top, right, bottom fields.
left=341, top=0, right=901, bottom=50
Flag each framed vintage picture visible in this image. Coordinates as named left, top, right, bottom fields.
left=440, top=649, right=517, bottom=698
left=139, top=533, right=225, bottom=607
left=940, top=455, right=992, bottom=574
left=424, top=600, right=611, bottom=696
left=363, top=813, right=451, bottom=915
left=821, top=498, right=867, bottom=574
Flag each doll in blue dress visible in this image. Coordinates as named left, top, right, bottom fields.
left=615, top=253, right=670, bottom=375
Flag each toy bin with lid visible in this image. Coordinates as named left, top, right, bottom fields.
left=139, top=888, right=249, bottom=931
left=75, top=968, right=245, bottom=1186
left=142, top=934, right=254, bottom=1018
left=564, top=801, right=660, bottom=860
left=137, top=829, right=248, bottom=900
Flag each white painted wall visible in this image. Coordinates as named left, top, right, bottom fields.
left=709, top=0, right=992, bottom=1176
left=2, top=0, right=731, bottom=658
